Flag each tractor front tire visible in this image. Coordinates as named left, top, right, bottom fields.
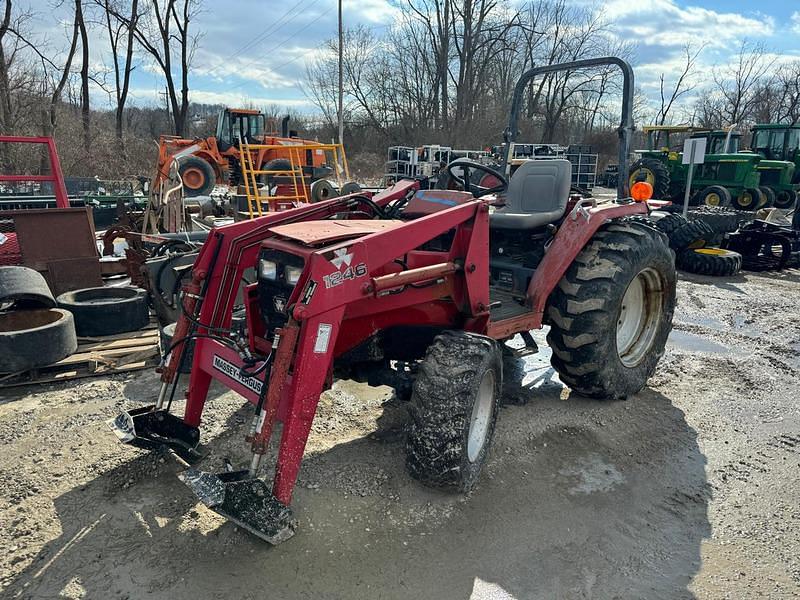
left=628, top=158, right=671, bottom=199
left=546, top=220, right=676, bottom=400
left=405, top=331, right=502, bottom=491
left=697, top=185, right=732, bottom=208
left=759, top=186, right=776, bottom=209
left=774, top=190, right=797, bottom=210
left=179, top=156, right=216, bottom=197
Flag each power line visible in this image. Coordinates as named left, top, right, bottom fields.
left=224, top=5, right=336, bottom=92
left=200, top=0, right=319, bottom=81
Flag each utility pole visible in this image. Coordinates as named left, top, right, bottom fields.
left=337, top=0, right=344, bottom=148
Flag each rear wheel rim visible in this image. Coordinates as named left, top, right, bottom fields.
left=629, top=168, right=655, bottom=189
left=467, top=370, right=495, bottom=463
left=182, top=167, right=204, bottom=189
left=616, top=267, right=664, bottom=368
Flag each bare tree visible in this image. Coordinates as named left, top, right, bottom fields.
left=75, top=0, right=91, bottom=153
left=98, top=0, right=140, bottom=146
left=710, top=40, right=775, bottom=126
left=117, top=0, right=200, bottom=136
left=655, top=43, right=704, bottom=128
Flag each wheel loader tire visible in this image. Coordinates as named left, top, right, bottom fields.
left=628, top=158, right=671, bottom=199
left=732, top=188, right=763, bottom=211
left=0, top=266, right=55, bottom=310
left=759, top=186, right=776, bottom=209
left=668, top=219, right=714, bottom=251
left=654, top=213, right=688, bottom=236
left=697, top=185, right=732, bottom=208
left=546, top=220, right=676, bottom=400
left=676, top=248, right=742, bottom=277
left=405, top=331, right=502, bottom=491
left=774, top=190, right=797, bottom=210
left=0, top=309, right=77, bottom=373
left=57, top=286, right=149, bottom=336
left=178, top=156, right=216, bottom=197
left=260, top=158, right=293, bottom=185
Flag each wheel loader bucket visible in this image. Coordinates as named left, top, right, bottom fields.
left=108, top=405, right=203, bottom=463
left=179, top=468, right=296, bottom=544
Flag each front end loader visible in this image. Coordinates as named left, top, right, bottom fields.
left=110, top=58, right=677, bottom=544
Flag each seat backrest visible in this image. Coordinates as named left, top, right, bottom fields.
left=504, top=159, right=572, bottom=215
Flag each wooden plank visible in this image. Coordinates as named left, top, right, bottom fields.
left=54, top=342, right=158, bottom=367
left=0, top=359, right=157, bottom=388
left=77, top=333, right=160, bottom=353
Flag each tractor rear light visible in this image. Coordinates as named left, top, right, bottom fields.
left=284, top=265, right=303, bottom=286
left=631, top=181, right=653, bottom=202
left=259, top=259, right=277, bottom=280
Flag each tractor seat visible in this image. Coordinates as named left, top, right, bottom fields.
left=490, top=159, right=572, bottom=230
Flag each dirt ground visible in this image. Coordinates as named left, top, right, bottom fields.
left=1, top=268, right=799, bottom=599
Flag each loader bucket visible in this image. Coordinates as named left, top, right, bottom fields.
left=179, top=468, right=296, bottom=544
left=108, top=405, right=203, bottom=463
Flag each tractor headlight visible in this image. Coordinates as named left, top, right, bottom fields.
left=284, top=265, right=303, bottom=286
left=259, top=259, right=277, bottom=280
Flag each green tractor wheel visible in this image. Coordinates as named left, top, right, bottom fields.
left=758, top=186, right=776, bottom=209
left=628, top=157, right=671, bottom=199
left=697, top=185, right=732, bottom=208
left=774, top=190, right=797, bottom=210
left=732, top=188, right=764, bottom=211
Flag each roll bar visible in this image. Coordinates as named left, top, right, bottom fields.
left=502, top=57, right=635, bottom=198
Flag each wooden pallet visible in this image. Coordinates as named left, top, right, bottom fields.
left=0, top=325, right=161, bottom=388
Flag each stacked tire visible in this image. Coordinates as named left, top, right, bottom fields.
left=57, top=286, right=149, bottom=336
left=0, top=266, right=77, bottom=373
left=655, top=213, right=742, bottom=277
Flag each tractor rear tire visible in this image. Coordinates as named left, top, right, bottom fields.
left=732, top=188, right=763, bottom=211
left=0, top=309, right=77, bottom=373
left=405, top=331, right=502, bottom=491
left=654, top=213, right=688, bottom=236
left=57, top=286, right=149, bottom=336
left=628, top=158, right=671, bottom=200
left=179, top=156, right=216, bottom=197
left=546, top=220, right=676, bottom=400
left=667, top=219, right=714, bottom=251
left=697, top=185, right=732, bottom=208
left=688, top=206, right=741, bottom=238
left=676, top=248, right=742, bottom=276
left=774, top=190, right=797, bottom=210
left=0, top=266, right=55, bottom=310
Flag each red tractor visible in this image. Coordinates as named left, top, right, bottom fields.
left=111, top=58, right=676, bottom=544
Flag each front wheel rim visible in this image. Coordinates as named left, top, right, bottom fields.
left=705, top=192, right=720, bottom=206
left=616, top=267, right=665, bottom=368
left=467, top=370, right=495, bottom=463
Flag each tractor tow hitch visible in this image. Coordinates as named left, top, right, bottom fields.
left=108, top=405, right=203, bottom=463
left=178, top=468, right=296, bottom=544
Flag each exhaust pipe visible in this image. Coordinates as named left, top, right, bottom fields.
left=281, top=115, right=290, bottom=138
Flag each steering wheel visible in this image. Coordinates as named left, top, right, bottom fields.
left=441, top=159, right=508, bottom=198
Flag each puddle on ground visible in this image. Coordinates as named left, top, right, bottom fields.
left=559, top=454, right=625, bottom=495
left=667, top=330, right=732, bottom=354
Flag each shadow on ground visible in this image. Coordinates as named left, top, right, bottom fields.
left=5, top=356, right=710, bottom=600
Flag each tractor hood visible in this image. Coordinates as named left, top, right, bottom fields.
left=268, top=219, right=403, bottom=246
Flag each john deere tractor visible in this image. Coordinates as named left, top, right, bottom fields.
left=629, top=126, right=768, bottom=210
left=750, top=123, right=800, bottom=209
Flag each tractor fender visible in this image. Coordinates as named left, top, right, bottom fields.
left=527, top=200, right=649, bottom=317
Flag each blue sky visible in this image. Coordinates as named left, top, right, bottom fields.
left=25, top=0, right=800, bottom=112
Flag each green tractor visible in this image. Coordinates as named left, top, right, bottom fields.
left=629, top=126, right=768, bottom=210
left=749, top=123, right=800, bottom=209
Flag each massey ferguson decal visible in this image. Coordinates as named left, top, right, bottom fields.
left=323, top=246, right=367, bottom=289
left=212, top=355, right=263, bottom=394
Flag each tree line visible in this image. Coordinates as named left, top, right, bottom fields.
left=0, top=0, right=798, bottom=180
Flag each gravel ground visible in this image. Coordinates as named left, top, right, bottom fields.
left=1, top=269, right=799, bottom=599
